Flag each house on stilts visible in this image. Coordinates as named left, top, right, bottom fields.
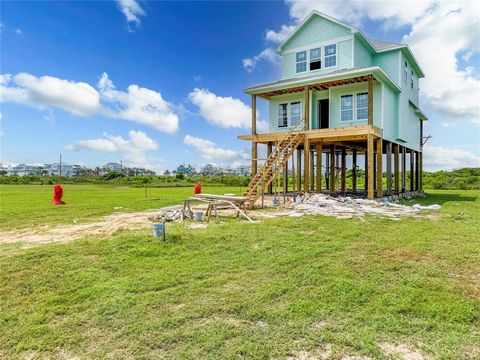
left=239, top=11, right=428, bottom=206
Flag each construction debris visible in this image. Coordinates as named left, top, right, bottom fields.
left=258, top=193, right=441, bottom=219
left=147, top=205, right=184, bottom=223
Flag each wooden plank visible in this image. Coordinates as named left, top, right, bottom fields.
left=304, top=138, right=310, bottom=192
left=386, top=141, right=392, bottom=194
left=296, top=148, right=302, bottom=192
left=368, top=75, right=373, bottom=126
left=367, top=134, right=374, bottom=200
left=267, top=142, right=273, bottom=194
left=310, top=150, right=315, bottom=191
left=304, top=86, right=310, bottom=131
left=316, top=143, right=322, bottom=191
left=329, top=144, right=336, bottom=194
left=364, top=148, right=368, bottom=193
left=325, top=150, right=330, bottom=190
left=283, top=158, right=288, bottom=194
left=415, top=151, right=419, bottom=191
left=410, top=149, right=414, bottom=191
left=252, top=142, right=257, bottom=177
left=341, top=147, right=346, bottom=193
left=394, top=143, right=400, bottom=194
left=376, top=137, right=383, bottom=198
left=196, top=193, right=249, bottom=202
left=251, top=94, right=257, bottom=135
left=352, top=149, right=357, bottom=193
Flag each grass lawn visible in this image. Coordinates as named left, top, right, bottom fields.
left=0, top=184, right=246, bottom=231
left=0, top=188, right=479, bottom=359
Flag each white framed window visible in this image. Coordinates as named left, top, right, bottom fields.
left=340, top=95, right=354, bottom=121
left=309, top=48, right=321, bottom=70
left=296, top=51, right=307, bottom=73
left=356, top=92, right=368, bottom=120
left=291, top=101, right=302, bottom=125
left=340, top=92, right=369, bottom=122
left=324, top=44, right=337, bottom=68
left=410, top=70, right=414, bottom=89
left=278, top=103, right=288, bottom=127
left=404, top=60, right=408, bottom=83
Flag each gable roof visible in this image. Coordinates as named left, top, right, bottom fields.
left=276, top=10, right=425, bottom=78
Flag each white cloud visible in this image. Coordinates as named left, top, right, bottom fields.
left=15, top=29, right=22, bottom=35
left=265, top=24, right=296, bottom=43
left=0, top=72, right=179, bottom=133
left=66, top=130, right=158, bottom=169
left=441, top=122, right=457, bottom=128
left=188, top=88, right=268, bottom=131
left=423, top=145, right=480, bottom=171
left=183, top=134, right=248, bottom=165
left=0, top=73, right=100, bottom=116
left=115, top=0, right=146, bottom=27
left=242, top=47, right=281, bottom=72
left=286, top=0, right=436, bottom=29
left=98, top=72, right=179, bottom=133
left=403, top=1, right=480, bottom=121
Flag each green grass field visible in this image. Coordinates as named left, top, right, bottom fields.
left=0, top=186, right=479, bottom=359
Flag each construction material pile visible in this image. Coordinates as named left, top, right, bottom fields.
left=269, top=193, right=441, bottom=220
left=147, top=205, right=184, bottom=223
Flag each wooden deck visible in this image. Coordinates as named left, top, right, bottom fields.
left=237, top=125, right=382, bottom=144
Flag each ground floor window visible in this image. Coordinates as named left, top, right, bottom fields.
left=278, top=103, right=288, bottom=127
left=340, top=92, right=369, bottom=122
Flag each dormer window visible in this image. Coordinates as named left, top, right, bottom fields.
left=296, top=51, right=307, bottom=73
left=324, top=44, right=337, bottom=67
left=309, top=48, right=321, bottom=70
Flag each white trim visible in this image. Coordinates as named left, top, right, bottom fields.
left=338, top=90, right=369, bottom=122
left=276, top=100, right=304, bottom=129
left=283, top=35, right=353, bottom=55
left=309, top=90, right=313, bottom=129
left=381, top=82, right=384, bottom=129
left=351, top=36, right=355, bottom=68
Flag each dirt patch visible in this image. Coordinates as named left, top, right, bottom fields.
left=287, top=344, right=332, bottom=360
left=310, top=319, right=336, bottom=330
left=379, top=342, right=430, bottom=360
left=0, top=210, right=163, bottom=246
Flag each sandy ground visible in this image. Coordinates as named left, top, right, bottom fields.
left=0, top=210, right=163, bottom=246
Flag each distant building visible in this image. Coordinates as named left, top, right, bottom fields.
left=7, top=163, right=45, bottom=176
left=103, top=162, right=123, bottom=172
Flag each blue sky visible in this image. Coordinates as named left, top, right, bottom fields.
left=1, top=0, right=479, bottom=172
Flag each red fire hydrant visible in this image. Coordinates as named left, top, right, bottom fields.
left=194, top=182, right=202, bottom=195
left=52, top=184, right=66, bottom=205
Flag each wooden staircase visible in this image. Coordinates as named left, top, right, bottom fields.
left=245, top=118, right=305, bottom=208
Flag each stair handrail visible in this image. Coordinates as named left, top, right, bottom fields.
left=245, top=117, right=306, bottom=196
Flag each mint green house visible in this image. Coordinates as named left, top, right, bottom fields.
left=240, top=11, right=428, bottom=202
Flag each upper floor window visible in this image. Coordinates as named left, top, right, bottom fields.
left=278, top=103, right=288, bottom=127
left=340, top=95, right=354, bottom=121
left=309, top=48, right=321, bottom=70
left=296, top=51, right=307, bottom=73
left=291, top=101, right=302, bottom=125
left=404, top=60, right=408, bottom=83
left=356, top=93, right=368, bottom=120
left=411, top=70, right=414, bottom=89
left=324, top=44, right=337, bottom=67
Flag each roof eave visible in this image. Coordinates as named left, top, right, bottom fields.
left=244, top=66, right=402, bottom=95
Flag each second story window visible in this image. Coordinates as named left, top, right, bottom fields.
left=278, top=103, right=288, bottom=127
left=324, top=44, right=337, bottom=67
left=296, top=51, right=307, bottom=73
left=404, top=60, right=408, bottom=83
left=356, top=93, right=368, bottom=120
left=411, top=70, right=414, bottom=89
left=309, top=48, right=321, bottom=70
left=340, top=95, right=354, bottom=121
left=291, top=101, right=302, bottom=125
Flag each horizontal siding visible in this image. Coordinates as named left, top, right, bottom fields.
left=282, top=38, right=353, bottom=79
left=268, top=93, right=304, bottom=132
left=382, top=83, right=398, bottom=143
left=328, top=82, right=381, bottom=129
left=354, top=37, right=373, bottom=68
left=373, top=51, right=400, bottom=85
left=283, top=16, right=351, bottom=51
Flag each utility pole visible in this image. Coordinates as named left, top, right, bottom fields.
left=59, top=154, right=62, bottom=178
